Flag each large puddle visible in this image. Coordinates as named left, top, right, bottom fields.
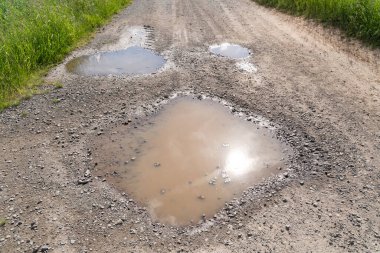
left=66, top=46, right=165, bottom=76
left=210, top=43, right=250, bottom=59
left=92, top=98, right=289, bottom=225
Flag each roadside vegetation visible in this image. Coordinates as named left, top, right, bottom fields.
left=253, top=0, right=380, bottom=46
left=0, top=0, right=131, bottom=110
left=0, top=218, right=6, bottom=227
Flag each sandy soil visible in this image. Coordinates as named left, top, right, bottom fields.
left=1, top=0, right=379, bottom=252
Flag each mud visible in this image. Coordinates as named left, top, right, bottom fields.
left=0, top=0, right=379, bottom=252
left=92, top=97, right=288, bottom=225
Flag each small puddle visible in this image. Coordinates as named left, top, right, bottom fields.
left=92, top=98, right=289, bottom=225
left=66, top=46, right=165, bottom=76
left=210, top=43, right=250, bottom=59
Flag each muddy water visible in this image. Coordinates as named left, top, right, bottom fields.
left=92, top=98, right=288, bottom=225
left=66, top=46, right=165, bottom=76
left=210, top=43, right=250, bottom=59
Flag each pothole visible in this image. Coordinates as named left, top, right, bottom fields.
left=91, top=97, right=291, bottom=226
left=209, top=43, right=250, bottom=59
left=65, top=46, right=166, bottom=76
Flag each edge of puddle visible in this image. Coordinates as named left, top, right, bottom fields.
left=86, top=89, right=300, bottom=233
left=208, top=43, right=259, bottom=75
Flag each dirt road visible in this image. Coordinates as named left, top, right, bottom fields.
left=1, top=0, right=380, bottom=252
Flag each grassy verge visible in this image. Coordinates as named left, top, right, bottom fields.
left=253, top=0, right=380, bottom=47
left=0, top=0, right=132, bottom=110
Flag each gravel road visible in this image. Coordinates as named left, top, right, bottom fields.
left=1, top=0, right=379, bottom=252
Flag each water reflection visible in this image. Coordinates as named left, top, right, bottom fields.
left=66, top=46, right=166, bottom=76
left=92, top=98, right=289, bottom=225
left=209, top=43, right=250, bottom=59
left=225, top=149, right=255, bottom=176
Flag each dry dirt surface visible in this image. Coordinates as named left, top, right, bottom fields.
left=1, top=0, right=380, bottom=252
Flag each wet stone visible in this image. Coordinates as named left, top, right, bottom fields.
left=210, top=43, right=250, bottom=59
left=92, top=98, right=289, bottom=225
left=66, top=46, right=166, bottom=76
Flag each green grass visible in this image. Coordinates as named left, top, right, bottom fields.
left=51, top=81, right=64, bottom=90
left=52, top=98, right=60, bottom=104
left=20, top=111, right=28, bottom=118
left=253, top=0, right=380, bottom=46
left=0, top=0, right=131, bottom=110
left=0, top=218, right=6, bottom=227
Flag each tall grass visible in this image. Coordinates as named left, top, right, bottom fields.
left=0, top=0, right=131, bottom=109
left=253, top=0, right=380, bottom=46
